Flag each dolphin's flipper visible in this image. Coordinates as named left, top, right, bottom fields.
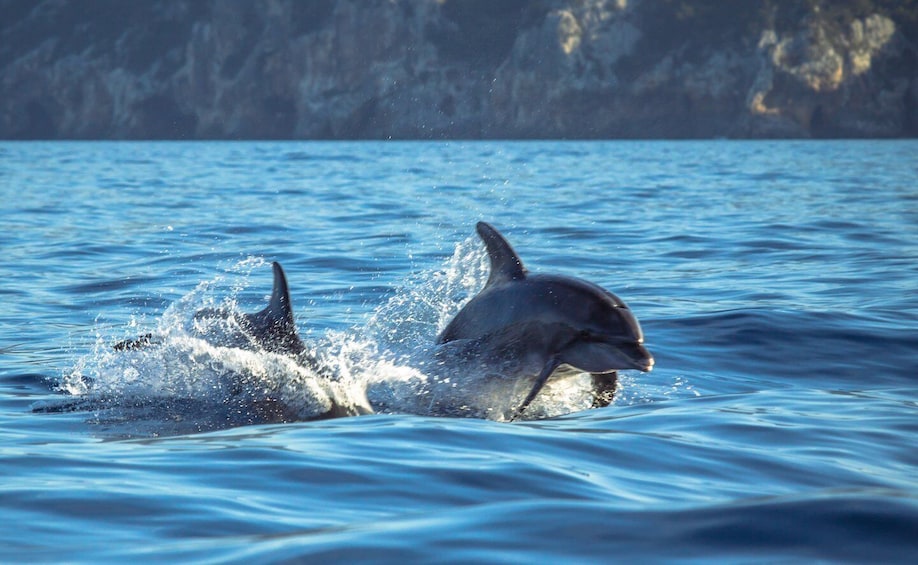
left=590, top=371, right=618, bottom=408
left=476, top=222, right=527, bottom=286
left=240, top=262, right=305, bottom=355
left=510, top=356, right=561, bottom=422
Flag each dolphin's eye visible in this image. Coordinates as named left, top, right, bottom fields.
left=579, top=330, right=592, bottom=339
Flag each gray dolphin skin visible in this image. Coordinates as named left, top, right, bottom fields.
left=437, top=222, right=654, bottom=420
left=234, top=261, right=305, bottom=356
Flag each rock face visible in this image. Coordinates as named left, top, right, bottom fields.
left=1, top=0, right=916, bottom=139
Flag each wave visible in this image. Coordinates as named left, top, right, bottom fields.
left=649, top=307, right=916, bottom=386
left=216, top=492, right=918, bottom=562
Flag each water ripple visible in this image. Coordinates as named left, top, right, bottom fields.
left=1, top=140, right=916, bottom=560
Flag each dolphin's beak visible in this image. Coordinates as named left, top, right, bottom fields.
left=561, top=339, right=654, bottom=373
left=623, top=342, right=654, bottom=372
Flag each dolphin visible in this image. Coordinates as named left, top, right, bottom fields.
left=437, top=222, right=654, bottom=420
left=102, top=262, right=372, bottom=421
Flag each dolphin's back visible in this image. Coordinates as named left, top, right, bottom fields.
left=437, top=274, right=632, bottom=344
left=436, top=284, right=510, bottom=343
left=240, top=262, right=305, bottom=355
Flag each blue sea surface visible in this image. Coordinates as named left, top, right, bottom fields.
left=1, top=140, right=916, bottom=561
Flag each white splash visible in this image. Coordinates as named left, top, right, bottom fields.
left=55, top=239, right=641, bottom=433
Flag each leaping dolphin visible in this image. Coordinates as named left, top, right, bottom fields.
left=437, top=222, right=654, bottom=420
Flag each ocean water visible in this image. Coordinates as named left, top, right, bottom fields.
left=1, top=140, right=916, bottom=561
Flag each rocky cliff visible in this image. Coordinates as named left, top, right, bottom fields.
left=2, top=0, right=916, bottom=139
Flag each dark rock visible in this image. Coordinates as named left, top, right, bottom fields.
left=1, top=0, right=915, bottom=139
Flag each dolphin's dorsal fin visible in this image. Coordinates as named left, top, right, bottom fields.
left=242, top=262, right=304, bottom=355
left=477, top=222, right=526, bottom=286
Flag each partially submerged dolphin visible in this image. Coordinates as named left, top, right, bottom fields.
left=437, top=222, right=653, bottom=420
left=104, top=263, right=373, bottom=421
left=48, top=262, right=366, bottom=422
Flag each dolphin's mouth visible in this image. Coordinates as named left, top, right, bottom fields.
left=622, top=342, right=654, bottom=372
left=561, top=339, right=654, bottom=373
